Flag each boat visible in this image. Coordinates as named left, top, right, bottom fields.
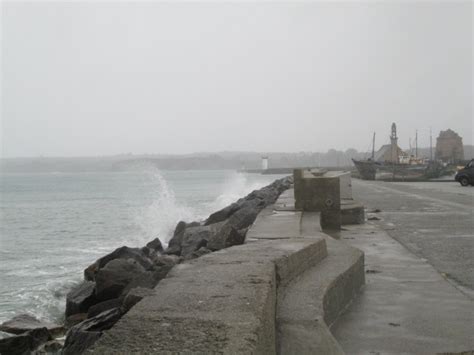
left=352, top=123, right=448, bottom=181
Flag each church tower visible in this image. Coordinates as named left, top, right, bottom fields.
left=390, top=123, right=399, bottom=163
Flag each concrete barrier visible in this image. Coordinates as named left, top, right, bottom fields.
left=341, top=200, right=365, bottom=225
left=294, top=169, right=365, bottom=227
left=90, top=237, right=328, bottom=354
left=293, top=169, right=342, bottom=229
left=90, top=185, right=364, bottom=354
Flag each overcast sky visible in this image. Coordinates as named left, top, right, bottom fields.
left=1, top=1, right=472, bottom=158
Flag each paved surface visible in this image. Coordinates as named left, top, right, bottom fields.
left=332, top=223, right=474, bottom=355
left=351, top=179, right=474, bottom=293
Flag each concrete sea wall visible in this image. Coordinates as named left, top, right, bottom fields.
left=91, top=173, right=365, bottom=354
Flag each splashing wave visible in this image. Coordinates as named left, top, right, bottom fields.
left=135, top=169, right=196, bottom=245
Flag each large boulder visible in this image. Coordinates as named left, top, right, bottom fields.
left=225, top=204, right=260, bottom=230
left=244, top=187, right=279, bottom=205
left=145, top=237, right=163, bottom=253
left=147, top=263, right=175, bottom=285
left=0, top=327, right=51, bottom=355
left=121, top=287, right=155, bottom=313
left=62, top=330, right=101, bottom=355
left=65, top=281, right=98, bottom=317
left=207, top=225, right=247, bottom=251
left=63, top=308, right=122, bottom=355
left=34, top=339, right=64, bottom=354
left=94, top=259, right=149, bottom=301
left=180, top=225, right=213, bottom=257
left=152, top=254, right=181, bottom=268
left=0, top=314, right=62, bottom=337
left=84, top=246, right=153, bottom=281
left=165, top=221, right=200, bottom=256
left=65, top=313, right=87, bottom=328
left=183, top=247, right=213, bottom=261
left=87, top=299, right=121, bottom=319
left=204, top=202, right=241, bottom=225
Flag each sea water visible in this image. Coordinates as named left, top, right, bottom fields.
left=0, top=167, right=284, bottom=324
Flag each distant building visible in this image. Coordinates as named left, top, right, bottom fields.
left=435, top=129, right=464, bottom=163
left=374, top=144, right=407, bottom=163
left=374, top=123, right=408, bottom=163
left=261, top=156, right=269, bottom=170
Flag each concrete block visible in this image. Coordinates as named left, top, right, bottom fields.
left=325, top=171, right=353, bottom=200
left=90, top=238, right=327, bottom=354
left=341, top=202, right=365, bottom=225
left=294, top=169, right=342, bottom=230
left=277, top=237, right=365, bottom=354
left=294, top=169, right=341, bottom=212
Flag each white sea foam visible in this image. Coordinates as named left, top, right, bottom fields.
left=208, top=172, right=269, bottom=212
left=135, top=169, right=196, bottom=245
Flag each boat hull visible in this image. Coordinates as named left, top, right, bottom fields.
left=352, top=159, right=447, bottom=181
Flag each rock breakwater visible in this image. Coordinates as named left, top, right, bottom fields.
left=0, top=176, right=292, bottom=354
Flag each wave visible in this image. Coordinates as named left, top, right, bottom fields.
left=207, top=172, right=270, bottom=212
left=134, top=169, right=271, bottom=247
left=134, top=168, right=196, bottom=246
left=0, top=168, right=278, bottom=325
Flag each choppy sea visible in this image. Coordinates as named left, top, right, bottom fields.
left=0, top=167, right=283, bottom=324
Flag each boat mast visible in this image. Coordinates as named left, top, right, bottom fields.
left=372, top=132, right=376, bottom=160
left=415, top=130, right=418, bottom=158
left=430, top=127, right=433, bottom=161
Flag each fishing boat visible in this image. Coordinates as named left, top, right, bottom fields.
left=352, top=123, right=447, bottom=181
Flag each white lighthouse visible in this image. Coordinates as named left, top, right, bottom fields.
left=261, top=156, right=269, bottom=170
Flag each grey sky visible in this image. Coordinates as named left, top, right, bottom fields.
left=1, top=1, right=472, bottom=158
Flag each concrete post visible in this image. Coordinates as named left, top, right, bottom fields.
left=293, top=169, right=342, bottom=230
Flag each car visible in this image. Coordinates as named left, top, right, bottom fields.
left=455, top=159, right=474, bottom=186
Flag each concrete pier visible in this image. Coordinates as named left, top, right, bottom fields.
left=90, top=174, right=366, bottom=354
left=89, top=176, right=473, bottom=354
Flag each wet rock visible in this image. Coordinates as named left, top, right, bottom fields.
left=65, top=281, right=98, bottom=317
left=94, top=259, right=149, bottom=301
left=204, top=202, right=241, bottom=225
left=0, top=327, right=51, bottom=355
left=152, top=254, right=181, bottom=267
left=225, top=204, right=260, bottom=230
left=34, top=339, right=64, bottom=354
left=145, top=238, right=163, bottom=253
left=180, top=225, right=213, bottom=257
left=245, top=187, right=279, bottom=205
left=148, top=263, right=175, bottom=284
left=121, top=287, right=155, bottom=313
left=74, top=308, right=123, bottom=332
left=84, top=246, right=153, bottom=282
left=65, top=313, right=87, bottom=328
left=62, top=330, right=101, bottom=355
left=207, top=224, right=245, bottom=251
left=0, top=314, right=63, bottom=337
left=63, top=308, right=122, bottom=355
left=183, top=247, right=213, bottom=260
left=165, top=221, right=200, bottom=256
left=165, top=222, right=186, bottom=255
left=120, top=270, right=157, bottom=295
left=87, top=298, right=121, bottom=318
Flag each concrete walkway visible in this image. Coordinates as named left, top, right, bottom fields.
left=351, top=179, right=474, bottom=292
left=331, top=222, right=474, bottom=355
